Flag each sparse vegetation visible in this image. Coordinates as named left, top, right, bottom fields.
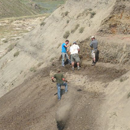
left=62, top=11, right=69, bottom=17
left=65, top=11, right=69, bottom=16
left=79, top=27, right=85, bottom=33
left=40, top=21, right=46, bottom=26
left=57, top=43, right=61, bottom=48
left=7, top=43, right=17, bottom=52
left=90, top=12, right=96, bottom=18
left=50, top=57, right=55, bottom=62
left=37, top=62, right=43, bottom=67
left=14, top=51, right=20, bottom=57
left=120, top=76, right=128, bottom=82
left=63, top=31, right=70, bottom=39
left=71, top=24, right=80, bottom=33
left=89, top=8, right=92, bottom=11
left=67, top=20, right=69, bottom=24
left=127, top=92, right=130, bottom=99
left=30, top=67, right=36, bottom=72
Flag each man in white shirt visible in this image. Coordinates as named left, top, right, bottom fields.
left=70, top=42, right=80, bottom=70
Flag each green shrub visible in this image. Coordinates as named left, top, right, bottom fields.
left=71, top=24, right=80, bottom=33
left=127, top=92, right=130, bottom=98
left=79, top=27, right=85, bottom=33
left=90, top=12, right=96, bottom=18
left=89, top=8, right=92, bottom=11
left=120, top=77, right=128, bottom=82
left=30, top=67, right=36, bottom=72
left=7, top=43, right=17, bottom=52
left=67, top=20, right=69, bottom=24
left=65, top=11, right=69, bottom=16
left=40, top=21, right=46, bottom=26
left=14, top=51, right=19, bottom=57
left=37, top=62, right=43, bottom=67
left=50, top=57, right=55, bottom=62
left=63, top=31, right=70, bottom=39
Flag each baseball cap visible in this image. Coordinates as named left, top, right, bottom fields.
left=73, top=42, right=77, bottom=44
left=91, top=36, right=95, bottom=39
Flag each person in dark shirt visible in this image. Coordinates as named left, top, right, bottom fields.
left=51, top=69, right=68, bottom=100
left=90, top=36, right=98, bottom=66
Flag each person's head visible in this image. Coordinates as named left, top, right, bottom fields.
left=57, top=69, right=61, bottom=73
left=91, top=36, right=95, bottom=41
left=73, top=42, right=77, bottom=45
left=65, top=40, right=69, bottom=44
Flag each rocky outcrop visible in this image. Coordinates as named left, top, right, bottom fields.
left=99, top=0, right=130, bottom=34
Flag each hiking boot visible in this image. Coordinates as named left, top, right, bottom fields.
left=77, top=66, right=80, bottom=70
left=91, top=63, right=95, bottom=66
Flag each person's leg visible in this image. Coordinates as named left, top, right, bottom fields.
left=62, top=53, right=65, bottom=66
left=91, top=51, right=95, bottom=66
left=65, top=53, right=71, bottom=64
left=77, top=62, right=80, bottom=69
left=71, top=54, right=74, bottom=70
left=57, top=84, right=61, bottom=100
left=75, top=54, right=80, bottom=69
left=63, top=82, right=68, bottom=92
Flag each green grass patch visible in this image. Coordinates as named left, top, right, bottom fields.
left=30, top=67, right=36, bottom=72
left=40, top=21, right=46, bottom=26
left=79, top=27, right=85, bottom=33
left=37, top=62, right=43, bottom=67
left=66, top=20, right=69, bottom=24
left=90, top=12, right=96, bottom=18
left=63, top=31, right=70, bottom=39
left=7, top=43, right=17, bottom=52
left=127, top=92, right=130, bottom=99
left=120, top=77, right=128, bottom=82
left=14, top=51, right=20, bottom=57
left=71, top=24, right=80, bottom=33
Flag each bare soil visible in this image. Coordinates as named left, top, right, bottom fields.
left=0, top=61, right=127, bottom=130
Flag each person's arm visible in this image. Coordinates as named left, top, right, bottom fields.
left=51, top=77, right=55, bottom=82
left=90, top=41, right=93, bottom=48
left=62, top=75, right=68, bottom=82
left=51, top=74, right=56, bottom=82
left=64, top=44, right=70, bottom=48
left=77, top=45, right=80, bottom=52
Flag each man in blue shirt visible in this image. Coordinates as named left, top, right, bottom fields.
left=61, top=40, right=71, bottom=66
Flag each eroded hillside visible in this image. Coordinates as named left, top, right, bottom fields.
left=0, top=0, right=130, bottom=130
left=0, top=0, right=37, bottom=18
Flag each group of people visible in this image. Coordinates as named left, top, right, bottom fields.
left=52, top=36, right=98, bottom=100
left=61, top=40, right=81, bottom=70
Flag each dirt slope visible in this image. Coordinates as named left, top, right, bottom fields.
left=0, top=0, right=117, bottom=97
left=0, top=62, right=128, bottom=130
left=0, top=0, right=130, bottom=129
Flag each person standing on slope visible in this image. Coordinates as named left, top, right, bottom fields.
left=70, top=42, right=80, bottom=70
left=51, top=69, right=68, bottom=100
left=90, top=36, right=98, bottom=66
left=61, top=40, right=71, bottom=67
